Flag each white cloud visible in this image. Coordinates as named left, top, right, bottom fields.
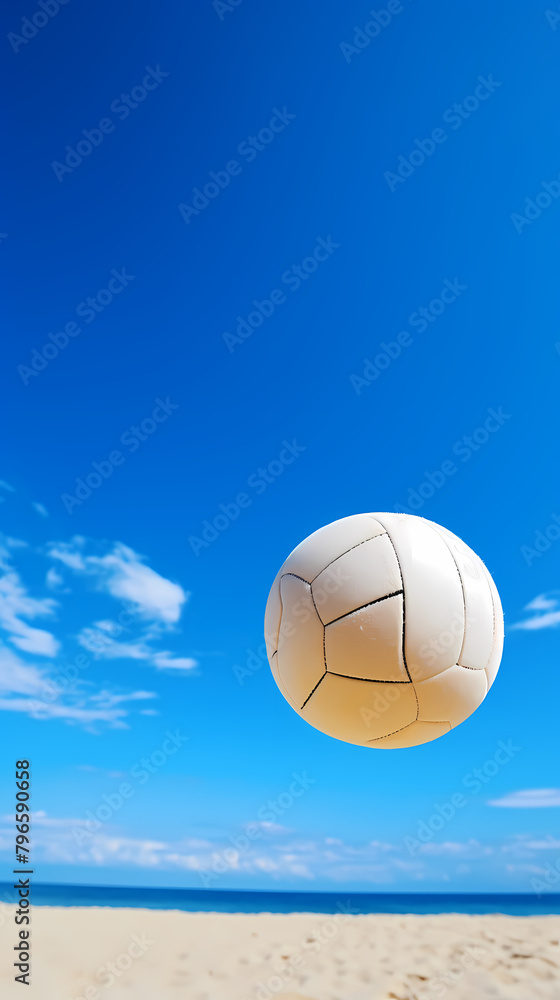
left=31, top=811, right=89, bottom=828
left=88, top=544, right=187, bottom=623
left=0, top=696, right=129, bottom=727
left=9, top=821, right=319, bottom=876
left=1, top=817, right=548, bottom=888
left=153, top=652, right=197, bottom=671
left=32, top=502, right=48, bottom=518
left=0, top=480, right=15, bottom=493
left=47, top=540, right=187, bottom=624
left=0, top=645, right=47, bottom=696
left=46, top=567, right=64, bottom=590
left=0, top=564, right=59, bottom=656
left=89, top=689, right=157, bottom=708
left=511, top=592, right=560, bottom=630
left=78, top=629, right=151, bottom=661
left=0, top=535, right=195, bottom=726
left=42, top=829, right=170, bottom=868
left=94, top=620, right=123, bottom=634
left=523, top=837, right=560, bottom=850
left=488, top=788, right=560, bottom=808
left=0, top=644, right=155, bottom=730
left=250, top=821, right=291, bottom=835
left=417, top=839, right=492, bottom=857
left=10, top=626, right=59, bottom=657
left=46, top=540, right=86, bottom=571
left=506, top=863, right=548, bottom=874
left=3, top=537, right=27, bottom=550
left=77, top=629, right=198, bottom=673
left=514, top=610, right=560, bottom=630
left=526, top=594, right=558, bottom=611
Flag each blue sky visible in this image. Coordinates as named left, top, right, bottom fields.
left=1, top=0, right=560, bottom=894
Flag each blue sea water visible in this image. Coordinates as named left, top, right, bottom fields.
left=2, top=884, right=558, bottom=916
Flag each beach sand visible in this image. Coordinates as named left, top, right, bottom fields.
left=1, top=906, right=559, bottom=999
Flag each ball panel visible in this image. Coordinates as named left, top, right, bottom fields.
left=264, top=569, right=283, bottom=657
left=429, top=522, right=494, bottom=670
left=311, top=533, right=401, bottom=626
left=369, top=720, right=451, bottom=749
left=375, top=514, right=464, bottom=681
left=276, top=574, right=325, bottom=708
left=300, top=672, right=417, bottom=746
left=324, top=594, right=408, bottom=682
left=268, top=650, right=294, bottom=706
left=281, top=514, right=387, bottom=583
left=483, top=565, right=504, bottom=690
left=415, top=663, right=488, bottom=729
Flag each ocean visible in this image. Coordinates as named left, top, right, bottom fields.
left=2, top=883, right=558, bottom=915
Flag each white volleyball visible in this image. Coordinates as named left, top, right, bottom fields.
left=264, top=513, right=503, bottom=749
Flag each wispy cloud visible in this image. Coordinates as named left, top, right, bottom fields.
left=77, top=631, right=198, bottom=672
left=78, top=629, right=151, bottom=660
left=0, top=644, right=47, bottom=696
left=47, top=538, right=196, bottom=671
left=32, top=502, right=49, bottom=517
left=46, top=539, right=86, bottom=571
left=0, top=644, right=157, bottom=729
left=526, top=594, right=558, bottom=611
left=152, top=652, right=197, bottom=671
left=510, top=592, right=560, bottom=630
left=46, top=567, right=65, bottom=590
left=0, top=534, right=195, bottom=727
left=47, top=539, right=187, bottom=623
left=0, top=544, right=59, bottom=656
left=416, top=839, right=492, bottom=857
left=488, top=788, right=560, bottom=808
left=1, top=813, right=558, bottom=889
left=0, top=697, right=131, bottom=727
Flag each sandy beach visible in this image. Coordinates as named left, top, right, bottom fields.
left=1, top=906, right=559, bottom=999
